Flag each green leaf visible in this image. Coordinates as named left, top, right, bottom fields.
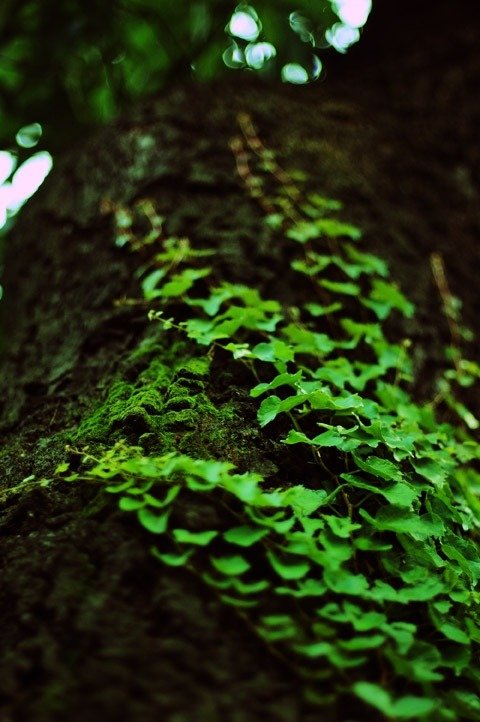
left=224, top=342, right=253, bottom=359
left=344, top=244, right=388, bottom=276
left=119, top=496, right=146, bottom=511
left=251, top=339, right=294, bottom=364
left=151, top=547, right=193, bottom=567
left=341, top=473, right=418, bottom=508
left=282, top=485, right=328, bottom=517
left=307, top=194, right=343, bottom=211
left=267, top=551, right=310, bottom=580
left=320, top=279, right=361, bottom=296
left=285, top=426, right=356, bottom=449
left=411, top=457, right=448, bottom=486
left=261, top=614, right=295, bottom=627
left=141, top=268, right=167, bottom=299
left=286, top=221, right=320, bottom=243
left=282, top=324, right=336, bottom=356
left=105, top=479, right=135, bottom=493
left=144, top=485, right=181, bottom=508
left=210, top=555, right=251, bottom=576
left=231, top=578, right=270, bottom=595
left=257, top=395, right=281, bottom=426
left=173, top=529, right=218, bottom=545
left=437, top=622, right=470, bottom=645
left=256, top=393, right=307, bottom=427
left=276, top=578, right=327, bottom=598
left=304, top=302, right=343, bottom=316
left=354, top=682, right=436, bottom=718
left=137, top=508, right=170, bottom=534
left=316, top=218, right=362, bottom=240
left=363, top=279, right=415, bottom=319
left=159, top=267, right=211, bottom=298
left=352, top=454, right=403, bottom=482
left=399, top=576, right=445, bottom=601
left=395, top=642, right=444, bottom=682
left=260, top=614, right=299, bottom=640
left=220, top=594, right=258, bottom=609
left=223, top=525, right=268, bottom=546
left=293, top=641, right=332, bottom=658
left=282, top=429, right=313, bottom=445
left=353, top=683, right=392, bottom=715
left=250, top=371, right=302, bottom=398
left=393, top=697, right=437, bottom=718
left=324, top=569, right=370, bottom=596
left=324, top=515, right=362, bottom=538
left=360, top=507, right=445, bottom=541
left=338, top=634, right=385, bottom=651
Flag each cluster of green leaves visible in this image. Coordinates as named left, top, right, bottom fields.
left=60, top=165, right=480, bottom=720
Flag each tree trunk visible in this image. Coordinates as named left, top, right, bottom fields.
left=1, top=3, right=479, bottom=721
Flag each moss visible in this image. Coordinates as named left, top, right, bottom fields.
left=135, top=356, right=171, bottom=390
left=74, top=380, right=163, bottom=443
left=73, top=341, right=218, bottom=451
left=174, top=355, right=211, bottom=378
left=71, top=337, right=267, bottom=474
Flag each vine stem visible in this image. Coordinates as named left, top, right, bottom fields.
left=430, top=252, right=463, bottom=375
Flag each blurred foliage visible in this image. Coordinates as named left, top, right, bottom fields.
left=0, top=1, right=370, bottom=149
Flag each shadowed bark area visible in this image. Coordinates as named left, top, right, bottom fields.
left=0, top=2, right=479, bottom=720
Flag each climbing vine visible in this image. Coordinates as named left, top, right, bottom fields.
left=59, top=116, right=480, bottom=721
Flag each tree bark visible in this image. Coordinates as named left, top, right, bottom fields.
left=1, top=2, right=479, bottom=720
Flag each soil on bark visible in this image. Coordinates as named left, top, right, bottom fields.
left=1, top=2, right=479, bottom=720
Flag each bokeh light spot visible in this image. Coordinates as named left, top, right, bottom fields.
left=281, top=63, right=309, bottom=84
left=289, top=12, right=314, bottom=44
left=15, top=122, right=43, bottom=149
left=333, top=0, right=372, bottom=28
left=325, top=22, right=360, bottom=53
left=223, top=41, right=245, bottom=68
left=228, top=6, right=261, bottom=42
left=311, top=55, right=323, bottom=80
left=245, top=42, right=276, bottom=69
left=0, top=151, right=17, bottom=185
left=0, top=151, right=53, bottom=229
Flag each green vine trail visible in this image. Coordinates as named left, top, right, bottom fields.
left=58, top=116, right=480, bottom=721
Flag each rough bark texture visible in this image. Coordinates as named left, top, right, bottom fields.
left=1, top=2, right=479, bottom=720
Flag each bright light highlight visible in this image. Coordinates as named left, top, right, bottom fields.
left=228, top=7, right=260, bottom=41
left=16, top=122, right=43, bottom=149
left=311, top=55, right=323, bottom=80
left=281, top=63, right=309, bottom=84
left=0, top=151, right=53, bottom=228
left=0, top=151, right=16, bottom=185
left=333, top=0, right=371, bottom=28
left=325, top=22, right=360, bottom=53
left=289, top=12, right=313, bottom=44
left=223, top=41, right=245, bottom=68
left=245, top=42, right=276, bottom=69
